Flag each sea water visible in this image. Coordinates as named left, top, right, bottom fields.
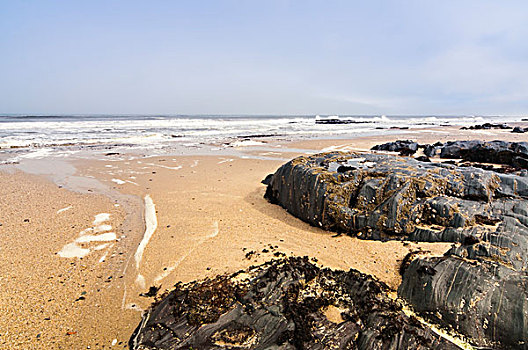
left=0, top=114, right=522, bottom=159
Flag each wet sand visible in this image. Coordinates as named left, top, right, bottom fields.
left=2, top=125, right=528, bottom=349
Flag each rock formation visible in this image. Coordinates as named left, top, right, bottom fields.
left=460, top=123, right=511, bottom=130
left=130, top=257, right=459, bottom=349
left=374, top=139, right=528, bottom=170
left=370, top=140, right=419, bottom=155
left=264, top=152, right=528, bottom=349
left=438, top=140, right=528, bottom=169
left=130, top=148, right=528, bottom=349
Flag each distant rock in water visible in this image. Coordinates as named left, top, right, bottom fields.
left=130, top=257, right=459, bottom=350
left=370, top=140, right=419, bottom=155
left=265, top=152, right=528, bottom=348
left=460, top=122, right=511, bottom=130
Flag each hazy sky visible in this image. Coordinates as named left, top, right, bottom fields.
left=2, top=1, right=528, bottom=115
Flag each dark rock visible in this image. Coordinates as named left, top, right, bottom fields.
left=415, top=156, right=431, bottom=162
left=460, top=123, right=511, bottom=130
left=399, top=254, right=528, bottom=349
left=140, top=286, right=160, bottom=298
left=130, top=257, right=458, bottom=350
left=265, top=152, right=521, bottom=240
left=439, top=140, right=528, bottom=169
left=423, top=142, right=443, bottom=157
left=371, top=140, right=419, bottom=155
left=261, top=173, right=273, bottom=185
left=512, top=126, right=526, bottom=133
left=265, top=151, right=528, bottom=348
left=315, top=118, right=371, bottom=124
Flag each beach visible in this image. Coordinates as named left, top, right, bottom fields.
left=2, top=121, right=528, bottom=349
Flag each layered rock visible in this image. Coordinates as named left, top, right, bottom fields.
left=372, top=140, right=528, bottom=170
left=265, top=152, right=528, bottom=348
left=264, top=152, right=528, bottom=241
left=399, top=252, right=528, bottom=349
left=370, top=140, right=419, bottom=155
left=460, top=123, right=511, bottom=130
left=130, top=257, right=458, bottom=349
left=439, top=140, right=528, bottom=169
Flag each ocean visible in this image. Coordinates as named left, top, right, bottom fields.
left=0, top=114, right=523, bottom=162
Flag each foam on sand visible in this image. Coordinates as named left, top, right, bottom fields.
left=93, top=243, right=111, bottom=251
left=93, top=213, right=111, bottom=225
left=146, top=163, right=182, bottom=170
left=112, top=178, right=126, bottom=185
left=57, top=242, right=90, bottom=258
left=134, top=195, right=158, bottom=287
left=76, top=232, right=117, bottom=243
left=57, top=213, right=116, bottom=259
left=231, top=140, right=265, bottom=147
left=56, top=206, right=72, bottom=214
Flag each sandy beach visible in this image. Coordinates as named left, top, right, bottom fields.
left=2, top=125, right=528, bottom=349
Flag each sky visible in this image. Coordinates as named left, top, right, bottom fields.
left=1, top=1, right=528, bottom=115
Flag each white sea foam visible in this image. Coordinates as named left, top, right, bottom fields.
left=125, top=303, right=144, bottom=312
left=95, top=224, right=112, bottom=232
left=56, top=206, right=72, bottom=214
left=57, top=212, right=114, bottom=259
left=136, top=274, right=146, bottom=289
left=112, top=178, right=126, bottom=184
left=98, top=253, right=108, bottom=263
left=58, top=243, right=90, bottom=258
left=93, top=243, right=111, bottom=251
left=230, top=140, right=265, bottom=147
left=146, top=163, right=182, bottom=170
left=93, top=213, right=111, bottom=225
left=19, top=148, right=54, bottom=159
left=134, top=195, right=158, bottom=272
left=1, top=114, right=521, bottom=162
left=76, top=232, right=117, bottom=243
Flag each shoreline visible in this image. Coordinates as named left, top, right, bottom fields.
left=2, top=125, right=528, bottom=348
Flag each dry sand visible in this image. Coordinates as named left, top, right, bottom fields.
left=2, top=126, right=528, bottom=349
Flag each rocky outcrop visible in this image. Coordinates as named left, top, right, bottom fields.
left=370, top=140, right=419, bottom=155
left=460, top=123, right=511, bottom=130
left=130, top=257, right=459, bottom=350
left=265, top=152, right=528, bottom=348
left=439, top=140, right=528, bottom=169
left=399, top=252, right=528, bottom=349
left=512, top=126, right=527, bottom=133
left=264, top=152, right=528, bottom=241
left=423, top=142, right=443, bottom=157
left=372, top=140, right=528, bottom=170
